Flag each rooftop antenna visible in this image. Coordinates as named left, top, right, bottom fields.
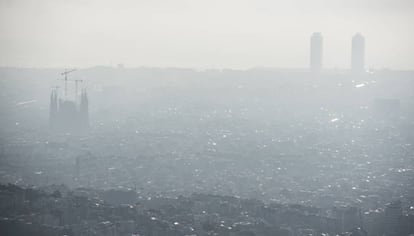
left=60, top=68, right=77, bottom=99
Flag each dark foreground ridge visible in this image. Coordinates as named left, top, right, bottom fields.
left=0, top=184, right=413, bottom=236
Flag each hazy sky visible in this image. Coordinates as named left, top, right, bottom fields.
left=1, top=0, right=413, bottom=69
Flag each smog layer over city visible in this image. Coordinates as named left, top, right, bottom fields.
left=0, top=1, right=413, bottom=236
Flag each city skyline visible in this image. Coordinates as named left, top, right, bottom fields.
left=1, top=33, right=374, bottom=73
left=1, top=0, right=414, bottom=70
left=1, top=1, right=413, bottom=235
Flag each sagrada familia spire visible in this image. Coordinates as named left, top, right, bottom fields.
left=49, top=88, right=89, bottom=132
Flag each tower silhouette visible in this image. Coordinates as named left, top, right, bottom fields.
left=310, top=32, right=323, bottom=73
left=79, top=89, right=89, bottom=129
left=49, top=89, right=58, bottom=129
left=351, top=33, right=365, bottom=73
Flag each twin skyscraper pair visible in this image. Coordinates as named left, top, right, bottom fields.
left=310, top=32, right=365, bottom=73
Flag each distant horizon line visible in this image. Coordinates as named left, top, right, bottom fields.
left=1, top=65, right=413, bottom=73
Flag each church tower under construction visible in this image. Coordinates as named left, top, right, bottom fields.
left=49, top=88, right=89, bottom=132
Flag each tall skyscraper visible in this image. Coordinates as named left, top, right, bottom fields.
left=310, top=32, right=323, bottom=73
left=351, top=33, right=365, bottom=73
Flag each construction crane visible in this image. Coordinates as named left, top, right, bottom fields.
left=60, top=69, right=77, bottom=98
